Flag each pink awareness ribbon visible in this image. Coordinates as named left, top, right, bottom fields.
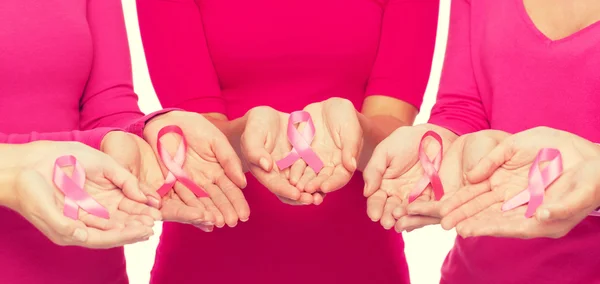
left=502, top=148, right=562, bottom=218
left=155, top=125, right=208, bottom=198
left=502, top=148, right=600, bottom=217
left=276, top=111, right=324, bottom=173
left=408, top=131, right=445, bottom=203
left=53, top=155, right=109, bottom=220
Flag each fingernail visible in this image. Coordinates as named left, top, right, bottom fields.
left=363, top=184, right=368, bottom=195
left=259, top=158, right=270, bottom=171
left=351, top=157, right=357, bottom=170
left=73, top=228, right=87, bottom=242
left=537, top=209, right=551, bottom=221
left=240, top=218, right=249, bottom=222
left=147, top=196, right=160, bottom=208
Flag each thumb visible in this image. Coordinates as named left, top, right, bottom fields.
left=362, top=143, right=389, bottom=197
left=466, top=140, right=513, bottom=184
left=241, top=128, right=274, bottom=173
left=339, top=117, right=362, bottom=173
left=102, top=156, right=148, bottom=204
left=537, top=183, right=597, bottom=222
left=140, top=183, right=162, bottom=209
left=213, top=133, right=247, bottom=188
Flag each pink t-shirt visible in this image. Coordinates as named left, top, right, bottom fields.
left=137, top=0, right=439, bottom=283
left=0, top=1, right=166, bottom=283
left=430, top=0, right=600, bottom=283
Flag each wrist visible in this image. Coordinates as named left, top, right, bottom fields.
left=356, top=113, right=411, bottom=171
left=0, top=168, right=20, bottom=209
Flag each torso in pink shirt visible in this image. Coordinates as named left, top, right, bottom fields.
left=137, top=0, right=438, bottom=283
left=430, top=0, right=600, bottom=283
left=0, top=1, right=149, bottom=283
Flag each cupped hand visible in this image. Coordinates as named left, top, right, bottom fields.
left=240, top=106, right=321, bottom=205
left=406, top=130, right=508, bottom=230
left=102, top=130, right=213, bottom=232
left=445, top=127, right=600, bottom=238
left=362, top=124, right=456, bottom=232
left=16, top=141, right=159, bottom=248
left=144, top=111, right=249, bottom=229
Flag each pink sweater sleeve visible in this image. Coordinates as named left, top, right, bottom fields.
left=80, top=0, right=175, bottom=139
left=427, top=0, right=489, bottom=135
left=0, top=128, right=117, bottom=150
left=137, top=0, right=225, bottom=115
left=366, top=0, right=439, bottom=109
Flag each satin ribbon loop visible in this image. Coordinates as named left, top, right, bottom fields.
left=276, top=111, right=324, bottom=173
left=408, top=131, right=445, bottom=203
left=53, top=155, right=109, bottom=220
left=502, top=148, right=563, bottom=218
left=156, top=125, right=208, bottom=198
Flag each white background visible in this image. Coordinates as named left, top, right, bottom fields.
left=121, top=1, right=455, bottom=283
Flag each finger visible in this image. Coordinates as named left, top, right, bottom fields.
left=160, top=198, right=208, bottom=224
left=298, top=193, right=315, bottom=205
left=362, top=144, right=389, bottom=197
left=201, top=181, right=238, bottom=228
left=367, top=190, right=388, bottom=221
left=321, top=165, right=353, bottom=193
left=213, top=135, right=247, bottom=188
left=381, top=196, right=402, bottom=230
left=537, top=184, right=598, bottom=223
left=85, top=225, right=154, bottom=249
left=140, top=183, right=162, bottom=209
left=313, top=193, right=325, bottom=205
left=174, top=183, right=215, bottom=224
left=466, top=141, right=513, bottom=184
left=43, top=210, right=90, bottom=245
left=395, top=215, right=440, bottom=233
left=256, top=170, right=302, bottom=201
left=241, top=126, right=274, bottom=173
left=102, top=158, right=148, bottom=204
left=199, top=196, right=225, bottom=228
left=439, top=182, right=491, bottom=217
left=339, top=119, right=361, bottom=173
left=406, top=200, right=441, bottom=218
left=441, top=190, right=501, bottom=230
left=216, top=175, right=250, bottom=222
left=296, top=167, right=317, bottom=192
left=194, top=223, right=215, bottom=232
left=289, top=160, right=307, bottom=186
left=118, top=198, right=162, bottom=221
left=305, top=166, right=334, bottom=193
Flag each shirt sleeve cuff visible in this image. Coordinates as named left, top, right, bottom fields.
left=83, top=127, right=122, bottom=150
left=428, top=116, right=475, bottom=136
left=124, top=108, right=180, bottom=137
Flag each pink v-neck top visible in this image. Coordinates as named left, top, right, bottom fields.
left=429, top=0, right=600, bottom=283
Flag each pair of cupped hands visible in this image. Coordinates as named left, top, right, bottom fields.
left=364, top=124, right=600, bottom=239
left=11, top=98, right=365, bottom=248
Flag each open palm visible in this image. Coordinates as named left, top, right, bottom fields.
left=447, top=127, right=600, bottom=237
left=241, top=106, right=320, bottom=205
left=363, top=124, right=455, bottom=231
left=21, top=141, right=157, bottom=247
left=144, top=111, right=249, bottom=229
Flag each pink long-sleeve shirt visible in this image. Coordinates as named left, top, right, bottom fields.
left=429, top=0, right=600, bottom=283
left=0, top=1, right=167, bottom=283
left=137, top=0, right=438, bottom=283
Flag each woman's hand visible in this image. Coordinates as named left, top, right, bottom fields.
left=443, top=127, right=600, bottom=238
left=14, top=141, right=159, bottom=248
left=144, top=111, right=249, bottom=229
left=240, top=106, right=321, bottom=205
left=294, top=98, right=363, bottom=196
left=363, top=124, right=456, bottom=232
left=102, top=131, right=214, bottom=232
left=406, top=130, right=508, bottom=230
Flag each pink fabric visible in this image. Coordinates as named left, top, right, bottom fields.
left=137, top=0, right=439, bottom=283
left=429, top=0, right=600, bottom=283
left=0, top=1, right=170, bottom=283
